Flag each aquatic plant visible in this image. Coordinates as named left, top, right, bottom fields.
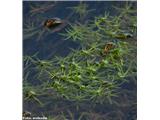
left=23, top=1, right=137, bottom=118
left=68, top=1, right=94, bottom=21
left=23, top=17, right=47, bottom=40
left=24, top=2, right=136, bottom=104
left=28, top=41, right=133, bottom=104
left=23, top=80, right=43, bottom=106
left=113, top=2, right=137, bottom=34
left=24, top=90, right=43, bottom=105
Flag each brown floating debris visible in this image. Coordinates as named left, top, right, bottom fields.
left=44, top=18, right=63, bottom=29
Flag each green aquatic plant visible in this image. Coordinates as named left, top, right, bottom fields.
left=24, top=90, right=43, bottom=106
left=23, top=18, right=39, bottom=40
left=41, top=41, right=130, bottom=103
left=61, top=23, right=87, bottom=42
left=113, top=2, right=137, bottom=34
left=23, top=82, right=43, bottom=106
left=78, top=110, right=116, bottom=120
left=113, top=2, right=136, bottom=17
left=24, top=31, right=135, bottom=104
left=47, top=110, right=86, bottom=120
left=23, top=53, right=39, bottom=71
left=23, top=18, right=47, bottom=40
left=24, top=3, right=136, bottom=120
left=34, top=59, right=53, bottom=78
left=68, top=2, right=94, bottom=21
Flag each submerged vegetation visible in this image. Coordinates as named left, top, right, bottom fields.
left=23, top=1, right=136, bottom=120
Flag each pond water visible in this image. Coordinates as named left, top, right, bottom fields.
left=23, top=1, right=137, bottom=120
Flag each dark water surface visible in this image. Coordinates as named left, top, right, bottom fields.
left=23, top=1, right=137, bottom=120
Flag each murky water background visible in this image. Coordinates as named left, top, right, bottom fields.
left=23, top=1, right=137, bottom=120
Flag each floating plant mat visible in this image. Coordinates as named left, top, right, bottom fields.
left=23, top=1, right=137, bottom=120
